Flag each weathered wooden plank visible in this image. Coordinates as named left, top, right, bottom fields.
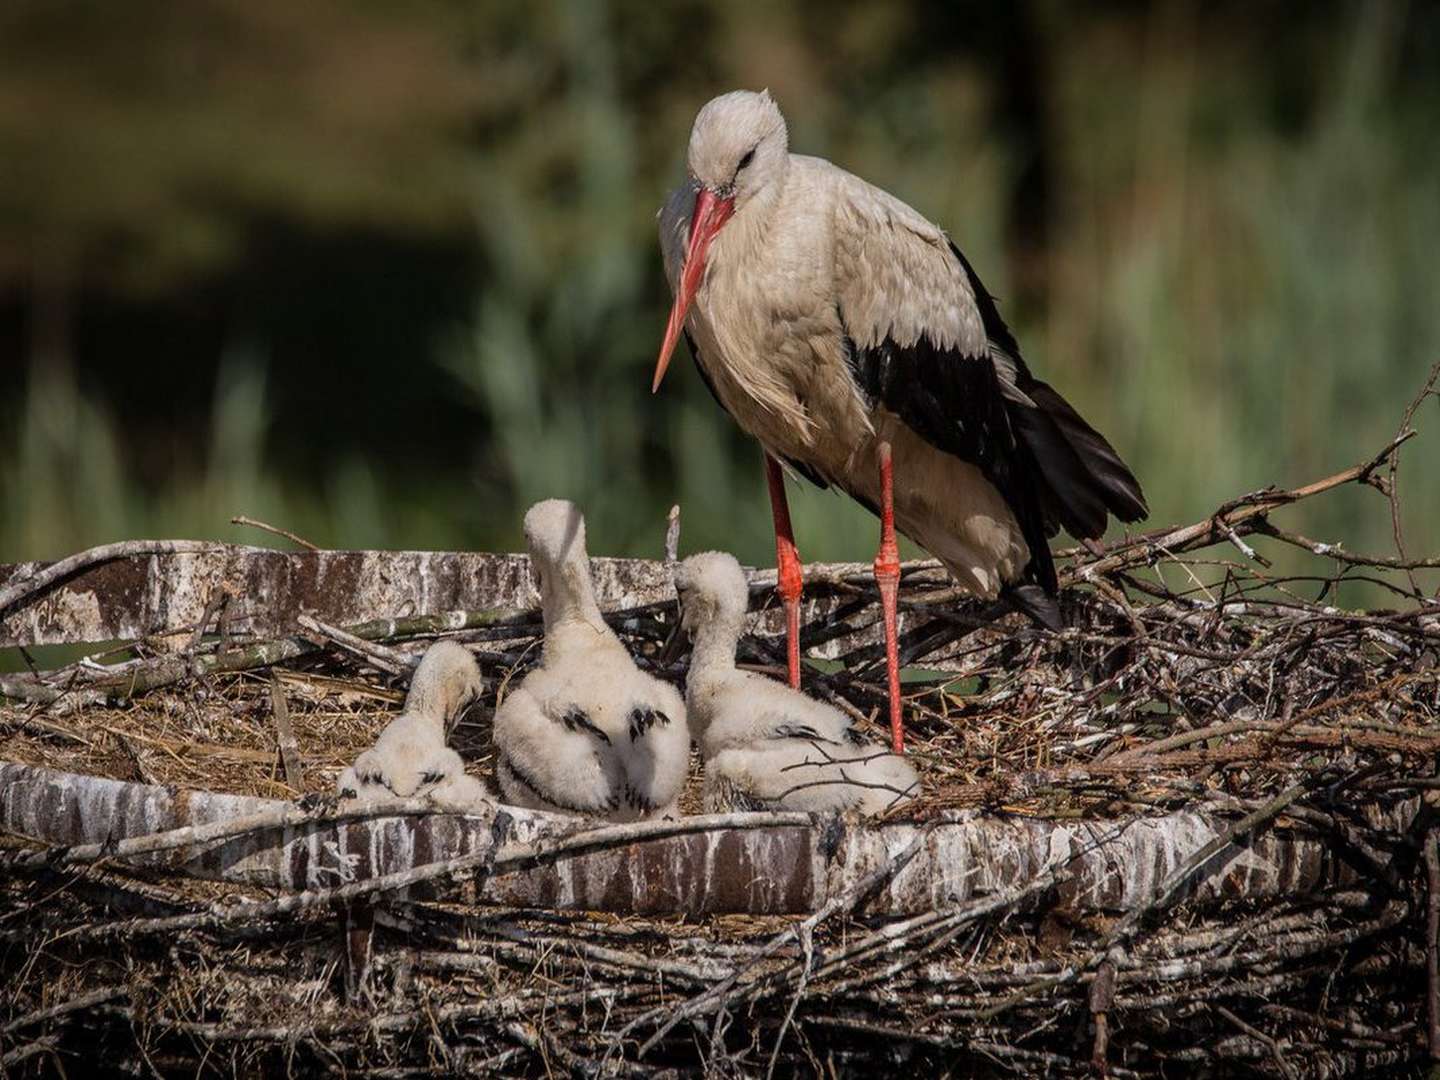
left=0, top=762, right=1393, bottom=917
left=0, top=546, right=665, bottom=647
left=0, top=546, right=924, bottom=662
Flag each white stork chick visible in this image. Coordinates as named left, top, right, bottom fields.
left=491, top=499, right=690, bottom=819
left=337, top=640, right=488, bottom=808
left=676, top=551, right=918, bottom=815
left=654, top=90, right=1147, bottom=756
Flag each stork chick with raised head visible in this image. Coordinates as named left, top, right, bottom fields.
left=337, top=640, right=489, bottom=808
left=492, top=499, right=690, bottom=819
left=676, top=551, right=918, bottom=815
left=654, top=90, right=1147, bottom=756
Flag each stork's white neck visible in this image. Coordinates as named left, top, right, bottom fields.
left=404, top=677, right=457, bottom=729
left=538, top=558, right=608, bottom=647
left=687, top=606, right=745, bottom=683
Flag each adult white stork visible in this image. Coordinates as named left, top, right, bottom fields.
left=653, top=90, right=1146, bottom=754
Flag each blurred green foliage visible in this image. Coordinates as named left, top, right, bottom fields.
left=1, top=1, right=1436, bottom=606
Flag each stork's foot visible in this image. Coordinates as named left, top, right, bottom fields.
left=873, top=442, right=905, bottom=754
left=766, top=454, right=804, bottom=689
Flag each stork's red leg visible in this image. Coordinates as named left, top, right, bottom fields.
left=764, top=454, right=803, bottom=689
left=873, top=442, right=905, bottom=754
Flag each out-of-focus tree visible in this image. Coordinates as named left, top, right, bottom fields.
left=0, top=0, right=479, bottom=295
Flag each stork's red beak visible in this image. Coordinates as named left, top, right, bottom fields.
left=652, top=187, right=735, bottom=393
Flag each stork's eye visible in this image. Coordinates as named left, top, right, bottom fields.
left=737, top=147, right=756, bottom=172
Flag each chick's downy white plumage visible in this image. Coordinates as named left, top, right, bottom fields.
left=492, top=500, right=690, bottom=819
left=676, top=552, right=918, bottom=815
left=337, top=640, right=489, bottom=808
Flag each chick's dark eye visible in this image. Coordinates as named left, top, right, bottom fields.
left=737, top=148, right=756, bottom=171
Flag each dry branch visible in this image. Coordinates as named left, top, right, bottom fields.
left=229, top=514, right=321, bottom=551
left=268, top=672, right=303, bottom=790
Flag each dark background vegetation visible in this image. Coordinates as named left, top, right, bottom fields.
left=3, top=1, right=1437, bottom=594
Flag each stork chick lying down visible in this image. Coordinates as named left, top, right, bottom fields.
left=337, top=640, right=488, bottom=808
left=675, top=551, right=919, bottom=814
left=491, top=499, right=690, bottom=819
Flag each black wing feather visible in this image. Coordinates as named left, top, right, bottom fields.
left=558, top=705, right=611, bottom=745
left=841, top=328, right=1061, bottom=597
left=627, top=704, right=672, bottom=742
left=841, top=243, right=1146, bottom=607
left=947, top=241, right=1147, bottom=532
left=772, top=722, right=839, bottom=744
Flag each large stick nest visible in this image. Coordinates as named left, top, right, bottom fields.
left=1, top=367, right=1438, bottom=1077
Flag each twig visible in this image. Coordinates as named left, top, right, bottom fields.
left=1259, top=1003, right=1409, bottom=1045
left=1215, top=1004, right=1297, bottom=1080
left=1385, top=359, right=1440, bottom=597
left=1218, top=519, right=1268, bottom=567
left=1255, top=522, right=1440, bottom=571
left=269, top=672, right=304, bottom=790
left=2, top=985, right=127, bottom=1034
left=296, top=613, right=414, bottom=675
left=474, top=923, right=730, bottom=985
left=186, top=581, right=234, bottom=652
left=1072, top=430, right=1416, bottom=582
left=764, top=924, right=812, bottom=1080
left=230, top=514, right=321, bottom=552
left=0, top=1037, right=57, bottom=1068
left=1124, top=776, right=1316, bottom=920
left=2, top=607, right=527, bottom=707
left=664, top=505, right=681, bottom=566
left=0, top=674, right=108, bottom=709
left=1426, top=827, right=1440, bottom=1061
left=1090, top=959, right=1116, bottom=1076
left=799, top=867, right=1074, bottom=990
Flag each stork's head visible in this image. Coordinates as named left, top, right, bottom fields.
left=674, top=550, right=750, bottom=638
left=687, top=90, right=788, bottom=209
left=523, top=498, right=589, bottom=602
left=653, top=90, right=788, bottom=393
left=405, top=640, right=484, bottom=734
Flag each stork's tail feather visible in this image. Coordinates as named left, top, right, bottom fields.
left=1014, top=380, right=1148, bottom=541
